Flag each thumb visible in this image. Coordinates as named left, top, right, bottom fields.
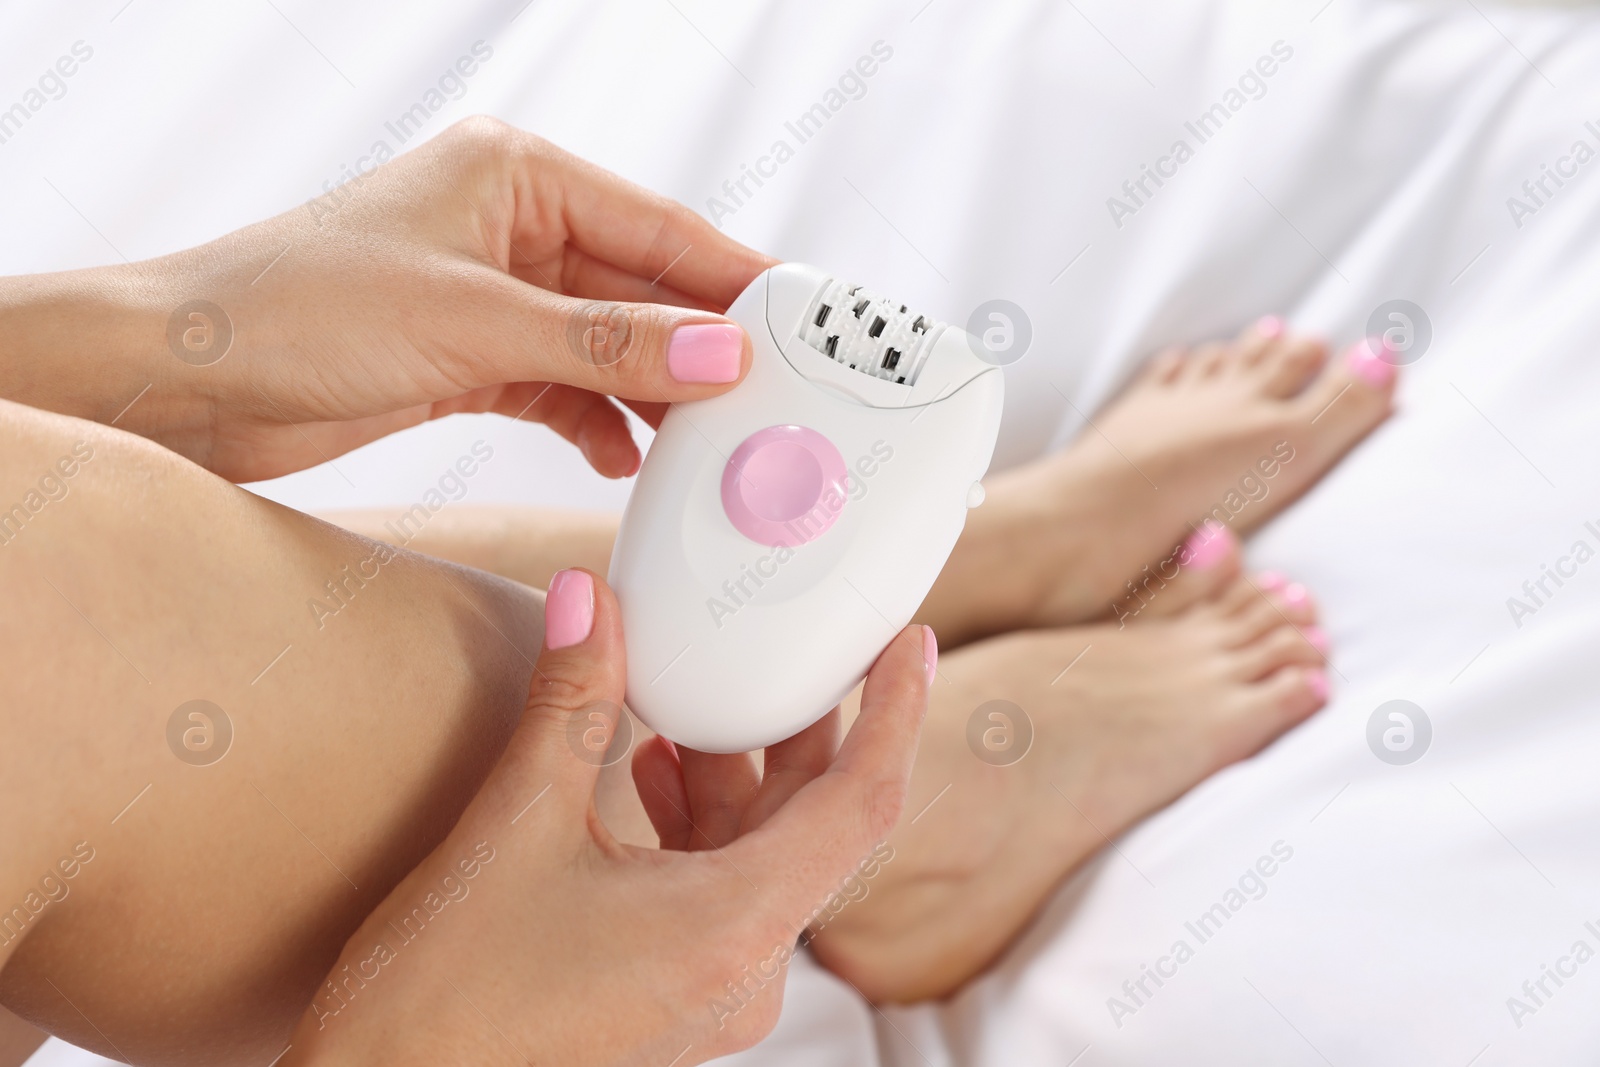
left=727, top=625, right=933, bottom=922
left=489, top=568, right=632, bottom=834
left=475, top=270, right=753, bottom=404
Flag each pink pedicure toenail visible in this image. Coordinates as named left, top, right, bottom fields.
left=1283, top=582, right=1311, bottom=608
left=1257, top=571, right=1289, bottom=592
left=1307, top=668, right=1329, bottom=702
left=1346, top=337, right=1396, bottom=388
left=1256, top=315, right=1285, bottom=339
left=1304, top=626, right=1329, bottom=654
left=1182, top=521, right=1234, bottom=569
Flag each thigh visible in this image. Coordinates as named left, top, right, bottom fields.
left=0, top=400, right=542, bottom=1065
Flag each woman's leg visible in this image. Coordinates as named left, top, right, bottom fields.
left=0, top=1009, right=45, bottom=1067
left=917, top=321, right=1396, bottom=646
left=809, top=543, right=1328, bottom=1002
left=0, top=400, right=543, bottom=1065
left=322, top=505, right=618, bottom=597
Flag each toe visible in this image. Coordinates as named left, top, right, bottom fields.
left=1220, top=339, right=1397, bottom=539
left=1117, top=521, right=1241, bottom=623
left=1226, top=575, right=1318, bottom=630
left=1186, top=341, right=1231, bottom=381
left=1228, top=621, right=1327, bottom=681
left=1198, top=571, right=1261, bottom=619
left=1209, top=665, right=1327, bottom=766
left=1270, top=580, right=1317, bottom=624
left=1140, top=346, right=1188, bottom=385
left=1235, top=315, right=1286, bottom=367
left=1241, top=665, right=1329, bottom=731
left=1295, top=336, right=1399, bottom=433
left=1258, top=335, right=1329, bottom=399
left=1223, top=588, right=1304, bottom=645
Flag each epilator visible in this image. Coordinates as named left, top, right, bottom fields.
left=608, top=263, right=1004, bottom=753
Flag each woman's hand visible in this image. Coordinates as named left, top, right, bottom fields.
left=0, top=117, right=777, bottom=482
left=282, top=570, right=934, bottom=1067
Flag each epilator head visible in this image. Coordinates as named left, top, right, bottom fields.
left=608, top=263, right=1005, bottom=753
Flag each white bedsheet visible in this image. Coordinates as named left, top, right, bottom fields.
left=9, top=1, right=1600, bottom=1064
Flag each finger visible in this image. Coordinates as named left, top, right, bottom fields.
left=632, top=736, right=695, bottom=851
left=676, top=747, right=761, bottom=852
left=547, top=246, right=727, bottom=313
left=739, top=709, right=841, bottom=835
left=488, top=568, right=627, bottom=832
left=619, top=398, right=668, bottom=431
left=525, top=137, right=776, bottom=309
left=726, top=626, right=932, bottom=916
left=572, top=395, right=641, bottom=479
left=463, top=266, right=754, bottom=406
left=481, top=383, right=641, bottom=478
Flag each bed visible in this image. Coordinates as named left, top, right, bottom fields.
left=7, top=0, right=1600, bottom=1063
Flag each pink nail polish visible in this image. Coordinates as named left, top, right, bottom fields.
left=1307, top=668, right=1329, bottom=702
left=667, top=323, right=744, bottom=383
left=923, top=626, right=938, bottom=686
left=1283, top=582, right=1311, bottom=608
left=545, top=569, right=595, bottom=650
left=1304, top=626, right=1329, bottom=654
left=1257, top=571, right=1289, bottom=592
left=1346, top=337, right=1396, bottom=388
left=1182, top=521, right=1234, bottom=570
left=1256, top=315, right=1285, bottom=340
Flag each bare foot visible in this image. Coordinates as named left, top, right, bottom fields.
left=920, top=320, right=1396, bottom=645
left=810, top=550, right=1329, bottom=1004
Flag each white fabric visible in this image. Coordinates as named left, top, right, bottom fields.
left=8, top=1, right=1600, bottom=1064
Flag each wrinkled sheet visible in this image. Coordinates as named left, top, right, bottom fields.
left=8, top=1, right=1600, bottom=1063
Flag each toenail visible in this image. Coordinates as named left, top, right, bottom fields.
left=1345, top=337, right=1396, bottom=388
left=1257, top=571, right=1288, bottom=592
left=1181, top=520, right=1234, bottom=569
left=1307, top=668, right=1329, bottom=702
left=1283, top=582, right=1311, bottom=608
left=1304, top=626, right=1329, bottom=654
left=1256, top=314, right=1285, bottom=339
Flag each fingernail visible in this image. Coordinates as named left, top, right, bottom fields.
left=1283, top=582, right=1311, bottom=608
left=545, top=569, right=595, bottom=650
left=1257, top=571, right=1289, bottom=592
left=922, top=626, right=938, bottom=687
left=1307, top=668, right=1329, bottom=702
left=668, top=323, right=744, bottom=383
left=1182, top=521, right=1234, bottom=570
left=1256, top=314, right=1285, bottom=340
left=1346, top=337, right=1396, bottom=388
left=1304, top=626, right=1329, bottom=654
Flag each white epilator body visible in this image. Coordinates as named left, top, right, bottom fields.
left=608, top=263, right=1004, bottom=753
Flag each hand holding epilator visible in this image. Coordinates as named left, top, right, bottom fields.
left=609, top=264, right=1005, bottom=752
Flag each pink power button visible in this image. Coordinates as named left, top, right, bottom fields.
left=721, top=425, right=848, bottom=547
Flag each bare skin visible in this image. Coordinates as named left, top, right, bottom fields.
left=0, top=1009, right=44, bottom=1067
left=0, top=116, right=939, bottom=1064
left=342, top=320, right=1397, bottom=655
left=919, top=318, right=1398, bottom=646
left=0, top=402, right=925, bottom=1066
left=330, top=324, right=1383, bottom=1006
left=0, top=401, right=542, bottom=1064
left=281, top=571, right=930, bottom=1067
left=343, top=500, right=1330, bottom=1006
left=0, top=118, right=772, bottom=487
left=810, top=538, right=1329, bottom=1002
left=326, top=504, right=618, bottom=598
